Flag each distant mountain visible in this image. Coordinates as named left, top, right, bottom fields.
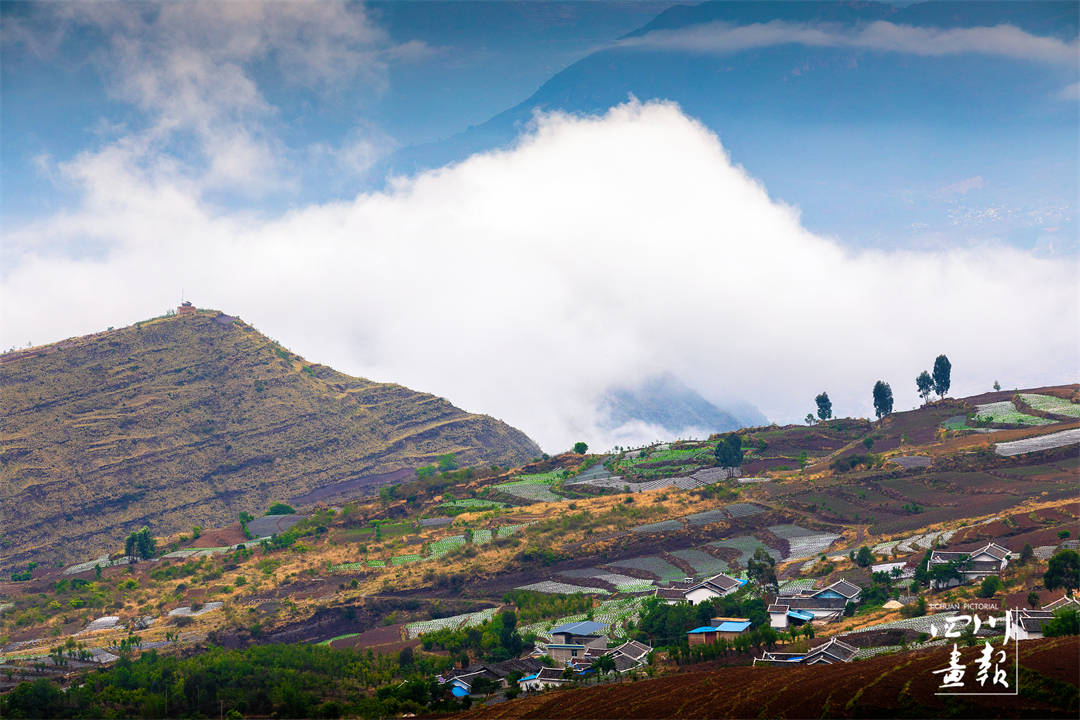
left=0, top=310, right=540, bottom=569
left=375, top=1, right=1077, bottom=249
left=380, top=0, right=1077, bottom=179
left=598, top=374, right=766, bottom=439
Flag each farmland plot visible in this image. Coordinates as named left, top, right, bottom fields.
left=974, top=401, right=1053, bottom=426
left=608, top=555, right=686, bottom=582
left=872, top=540, right=900, bottom=554
left=725, top=503, right=766, bottom=518
left=994, top=428, right=1080, bottom=456
left=769, top=524, right=840, bottom=559
left=427, top=535, right=466, bottom=558
left=390, top=554, right=424, bottom=565
left=1020, top=393, right=1080, bottom=418
left=404, top=608, right=496, bottom=639
left=631, top=519, right=685, bottom=534
left=669, top=548, right=729, bottom=576
left=684, top=509, right=728, bottom=526
left=593, top=572, right=654, bottom=591
left=515, top=580, right=610, bottom=595
left=708, top=536, right=783, bottom=566
left=328, top=562, right=365, bottom=572
left=441, top=499, right=506, bottom=511
left=471, top=529, right=493, bottom=544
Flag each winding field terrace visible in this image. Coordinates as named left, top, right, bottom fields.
left=0, top=349, right=1076, bottom=717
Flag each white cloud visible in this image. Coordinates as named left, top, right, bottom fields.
left=17, top=1, right=425, bottom=195
left=2, top=100, right=1077, bottom=453
left=1059, top=81, right=1080, bottom=100
left=617, top=20, right=1079, bottom=65
left=935, top=175, right=984, bottom=199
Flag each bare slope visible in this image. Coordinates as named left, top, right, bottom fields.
left=0, top=310, right=540, bottom=569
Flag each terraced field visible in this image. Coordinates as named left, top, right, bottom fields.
left=995, top=428, right=1080, bottom=456
left=707, top=535, right=783, bottom=566
left=404, top=608, right=497, bottom=639
left=607, top=555, right=686, bottom=582
left=768, top=524, right=841, bottom=559
left=669, top=548, right=729, bottom=576
left=974, top=401, right=1054, bottom=426
left=1021, top=393, right=1080, bottom=418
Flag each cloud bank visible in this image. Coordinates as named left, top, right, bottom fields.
left=3, top=100, right=1077, bottom=452
left=617, top=21, right=1079, bottom=65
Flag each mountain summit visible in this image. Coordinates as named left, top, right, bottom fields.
left=0, top=308, right=540, bottom=568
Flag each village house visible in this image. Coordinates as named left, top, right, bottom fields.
left=754, top=637, right=858, bottom=666
left=177, top=301, right=195, bottom=315
left=1009, top=596, right=1080, bottom=641
left=1043, top=595, right=1080, bottom=612
left=519, top=639, right=653, bottom=693
left=518, top=666, right=571, bottom=691
left=768, top=580, right=862, bottom=629
left=545, top=620, right=609, bottom=666
left=1009, top=609, right=1057, bottom=641
left=927, top=542, right=1010, bottom=588
left=438, top=657, right=546, bottom=696
left=687, top=617, right=752, bottom=646
left=654, top=573, right=744, bottom=605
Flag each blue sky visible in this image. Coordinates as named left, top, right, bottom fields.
left=2, top=1, right=1077, bottom=450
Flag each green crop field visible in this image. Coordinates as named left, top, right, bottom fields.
left=973, top=401, right=1054, bottom=426
left=1020, top=393, right=1080, bottom=418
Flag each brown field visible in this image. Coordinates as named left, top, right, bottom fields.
left=462, top=637, right=1078, bottom=719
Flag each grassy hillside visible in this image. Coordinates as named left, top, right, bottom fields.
left=0, top=309, right=540, bottom=569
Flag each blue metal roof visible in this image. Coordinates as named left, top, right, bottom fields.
left=715, top=621, right=752, bottom=633
left=518, top=673, right=539, bottom=682
left=787, top=609, right=814, bottom=621
left=551, top=620, right=607, bottom=636
left=687, top=626, right=718, bottom=634
left=451, top=686, right=470, bottom=697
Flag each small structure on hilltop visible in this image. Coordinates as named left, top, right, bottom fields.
left=754, top=637, right=858, bottom=666
left=654, top=573, right=744, bottom=605
left=546, top=620, right=609, bottom=666
left=687, top=617, right=752, bottom=646
left=927, top=542, right=1010, bottom=588
left=177, top=301, right=195, bottom=315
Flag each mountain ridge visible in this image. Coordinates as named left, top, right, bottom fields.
left=0, top=308, right=541, bottom=569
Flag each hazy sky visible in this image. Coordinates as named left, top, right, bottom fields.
left=2, top=2, right=1077, bottom=452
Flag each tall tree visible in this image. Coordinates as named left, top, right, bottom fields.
left=872, top=381, right=894, bottom=419
left=714, top=433, right=744, bottom=467
left=932, top=355, right=952, bottom=398
left=747, top=547, right=778, bottom=591
left=815, top=392, right=832, bottom=421
left=916, top=371, right=934, bottom=403
left=1044, top=550, right=1080, bottom=594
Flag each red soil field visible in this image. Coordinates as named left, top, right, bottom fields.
left=462, top=637, right=1078, bottom=719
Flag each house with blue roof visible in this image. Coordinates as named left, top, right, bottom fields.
left=687, top=617, right=753, bottom=646
left=768, top=579, right=862, bottom=629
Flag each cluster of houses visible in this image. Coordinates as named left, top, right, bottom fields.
left=437, top=538, right=1074, bottom=696
left=438, top=620, right=654, bottom=697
